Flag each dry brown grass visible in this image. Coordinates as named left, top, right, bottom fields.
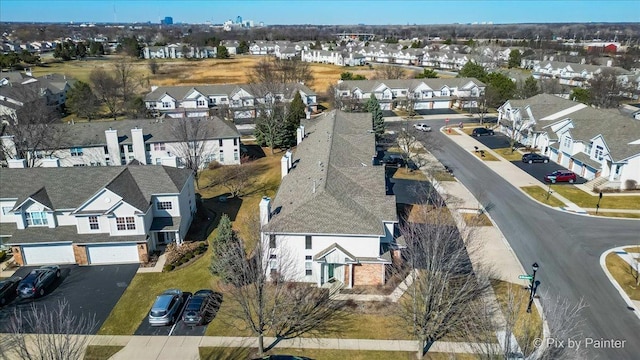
left=462, top=212, right=493, bottom=226
left=606, top=253, right=640, bottom=300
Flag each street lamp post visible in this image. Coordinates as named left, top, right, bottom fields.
left=596, top=192, right=603, bottom=215
left=527, top=262, right=539, bottom=313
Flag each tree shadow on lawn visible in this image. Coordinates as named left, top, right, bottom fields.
left=186, top=194, right=243, bottom=241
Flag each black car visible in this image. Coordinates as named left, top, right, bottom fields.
left=0, top=276, right=22, bottom=306
left=522, top=153, right=550, bottom=164
left=381, top=153, right=404, bottom=167
left=17, top=265, right=61, bottom=299
left=182, top=289, right=216, bottom=327
left=472, top=127, right=495, bottom=137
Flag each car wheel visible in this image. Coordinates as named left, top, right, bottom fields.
left=543, top=159, right=548, bottom=163
left=56, top=270, right=61, bottom=278
left=528, top=160, right=533, bottom=164
left=569, top=179, right=574, bottom=183
left=551, top=179, right=556, bottom=183
left=39, top=288, right=45, bottom=297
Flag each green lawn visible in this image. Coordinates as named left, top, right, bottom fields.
left=491, top=280, right=543, bottom=357
left=606, top=253, right=640, bottom=301
left=520, top=186, right=566, bottom=207
left=84, top=345, right=124, bottom=360
left=473, top=151, right=499, bottom=161
left=588, top=211, right=640, bottom=219
left=550, top=185, right=640, bottom=210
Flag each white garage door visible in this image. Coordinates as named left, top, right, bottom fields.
left=22, top=244, right=75, bottom=265
left=87, top=244, right=140, bottom=264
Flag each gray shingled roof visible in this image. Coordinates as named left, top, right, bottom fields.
left=35, top=117, right=240, bottom=148
left=507, top=94, right=582, bottom=121
left=0, top=164, right=192, bottom=214
left=4, top=225, right=147, bottom=245
left=338, top=78, right=485, bottom=93
left=265, top=110, right=396, bottom=236
left=145, top=83, right=316, bottom=102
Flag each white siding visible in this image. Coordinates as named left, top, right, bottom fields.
left=0, top=200, right=17, bottom=224
left=80, top=190, right=123, bottom=213
left=109, top=202, right=145, bottom=236
left=152, top=195, right=180, bottom=217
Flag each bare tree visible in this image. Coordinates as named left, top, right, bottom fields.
left=171, top=118, right=212, bottom=188
left=211, top=213, right=347, bottom=355
left=1, top=95, right=63, bottom=167
left=90, top=68, right=121, bottom=120
left=396, top=122, right=429, bottom=171
left=374, top=64, right=406, bottom=79
left=589, top=69, right=621, bottom=108
left=249, top=57, right=313, bottom=96
left=207, top=158, right=258, bottom=198
left=148, top=58, right=160, bottom=75
left=254, top=102, right=287, bottom=154
left=4, top=299, right=97, bottom=360
left=396, top=193, right=492, bottom=359
left=531, top=293, right=587, bottom=360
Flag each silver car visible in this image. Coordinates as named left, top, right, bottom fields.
left=148, top=289, right=184, bottom=326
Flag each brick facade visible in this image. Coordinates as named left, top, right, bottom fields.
left=352, top=263, right=385, bottom=286
left=73, top=245, right=88, bottom=265
left=137, top=243, right=149, bottom=263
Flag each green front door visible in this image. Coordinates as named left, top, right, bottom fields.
left=327, top=264, right=335, bottom=280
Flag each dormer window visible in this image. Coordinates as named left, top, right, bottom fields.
left=157, top=201, right=172, bottom=210
left=25, top=211, right=48, bottom=226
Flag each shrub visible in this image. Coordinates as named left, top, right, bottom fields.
left=624, top=179, right=638, bottom=190
left=208, top=161, right=222, bottom=170
left=0, top=250, right=6, bottom=262
left=163, top=264, right=175, bottom=272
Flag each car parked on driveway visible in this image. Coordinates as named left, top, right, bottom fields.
left=381, top=153, right=405, bottom=167
left=522, top=153, right=550, bottom=164
left=182, top=289, right=216, bottom=327
left=472, top=127, right=495, bottom=137
left=544, top=170, right=577, bottom=183
left=413, top=123, right=432, bottom=132
left=148, top=289, right=185, bottom=326
left=16, top=265, right=60, bottom=299
left=0, top=276, right=22, bottom=306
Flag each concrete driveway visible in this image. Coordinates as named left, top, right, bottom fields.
left=0, top=264, right=138, bottom=334
left=511, top=160, right=587, bottom=185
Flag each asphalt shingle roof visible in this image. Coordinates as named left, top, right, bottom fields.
left=265, top=110, right=396, bottom=236
left=338, top=78, right=485, bottom=93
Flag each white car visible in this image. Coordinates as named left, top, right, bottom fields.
left=413, top=123, right=432, bottom=132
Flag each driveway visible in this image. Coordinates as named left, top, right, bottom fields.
left=469, top=132, right=512, bottom=149
left=511, top=160, right=587, bottom=185
left=0, top=264, right=138, bottom=334
left=414, top=108, right=458, bottom=116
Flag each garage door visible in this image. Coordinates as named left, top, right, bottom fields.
left=87, top=244, right=140, bottom=264
left=22, top=243, right=75, bottom=265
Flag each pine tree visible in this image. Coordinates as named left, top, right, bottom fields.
left=210, top=214, right=239, bottom=282
left=365, top=94, right=380, bottom=113
left=373, top=107, right=385, bottom=138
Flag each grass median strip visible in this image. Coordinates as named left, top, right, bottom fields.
left=588, top=212, right=640, bottom=219
left=493, top=148, right=523, bottom=161
left=605, top=253, right=640, bottom=301
left=199, top=347, right=418, bottom=360
left=520, top=186, right=566, bottom=207
left=550, top=185, right=640, bottom=210
left=84, top=345, right=124, bottom=360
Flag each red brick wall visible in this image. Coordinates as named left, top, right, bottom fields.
left=344, top=264, right=351, bottom=285
left=353, top=263, right=384, bottom=286
left=138, top=243, right=149, bottom=263
left=73, top=245, right=88, bottom=265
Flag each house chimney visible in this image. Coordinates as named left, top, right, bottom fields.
left=105, top=128, right=121, bottom=166
left=300, top=124, right=305, bottom=137
left=259, top=196, right=271, bottom=226
left=7, top=159, right=27, bottom=168
left=281, top=154, right=289, bottom=179
left=41, top=157, right=60, bottom=167
left=131, top=127, right=147, bottom=164
left=285, top=149, right=292, bottom=170
left=296, top=127, right=303, bottom=145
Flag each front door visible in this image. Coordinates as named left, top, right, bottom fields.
left=327, top=264, right=335, bottom=281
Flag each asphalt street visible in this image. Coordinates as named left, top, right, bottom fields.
left=388, top=119, right=640, bottom=359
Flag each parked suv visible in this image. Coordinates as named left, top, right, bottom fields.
left=544, top=170, right=577, bottom=183
left=1, top=276, right=22, bottom=306
left=148, top=289, right=185, bottom=326
left=381, top=153, right=404, bottom=167
left=182, top=289, right=216, bottom=327
left=16, top=265, right=60, bottom=299
left=413, top=123, right=432, bottom=132
left=522, top=153, right=549, bottom=164
left=472, top=127, right=494, bottom=137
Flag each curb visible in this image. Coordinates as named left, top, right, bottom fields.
left=599, top=247, right=640, bottom=322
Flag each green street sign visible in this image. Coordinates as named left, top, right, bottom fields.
left=518, top=275, right=533, bottom=280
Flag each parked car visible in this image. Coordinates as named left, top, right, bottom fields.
left=381, top=153, right=404, bottom=167
left=544, top=170, right=577, bottom=183
left=522, top=153, right=550, bottom=164
left=413, top=123, right=432, bottom=132
left=148, top=289, right=185, bottom=326
left=472, top=128, right=494, bottom=137
left=0, top=276, right=22, bottom=306
left=182, top=289, right=216, bottom=327
left=16, top=265, right=61, bottom=299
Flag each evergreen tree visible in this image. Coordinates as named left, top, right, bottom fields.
left=237, top=40, right=250, bottom=54
left=457, top=61, right=488, bottom=81
left=415, top=68, right=439, bottom=79
left=65, top=81, right=100, bottom=120
left=484, top=72, right=517, bottom=107
left=209, top=214, right=241, bottom=283
left=365, top=94, right=380, bottom=113
left=508, top=49, right=522, bottom=69
left=571, top=88, right=591, bottom=105
left=373, top=107, right=385, bottom=138
left=520, top=76, right=540, bottom=99
left=216, top=45, right=230, bottom=59
left=287, top=92, right=306, bottom=125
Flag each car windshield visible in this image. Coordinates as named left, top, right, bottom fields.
left=150, top=310, right=166, bottom=317
left=186, top=298, right=204, bottom=311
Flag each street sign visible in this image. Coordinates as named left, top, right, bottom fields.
left=518, top=275, right=533, bottom=280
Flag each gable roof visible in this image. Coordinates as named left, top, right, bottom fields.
left=337, top=78, right=485, bottom=93
left=0, top=164, right=192, bottom=212
left=265, top=110, right=396, bottom=236
left=506, top=94, right=583, bottom=121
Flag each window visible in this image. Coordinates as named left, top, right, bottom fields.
left=156, top=158, right=162, bottom=165
left=89, top=216, right=99, bottom=230
left=595, top=145, right=604, bottom=160
left=441, top=89, right=449, bottom=96
left=305, top=236, right=312, bottom=249
left=197, top=99, right=206, bottom=106
left=103, top=146, right=109, bottom=154
left=25, top=211, right=48, bottom=226
left=218, top=139, right=223, bottom=147
left=269, top=235, right=276, bottom=249
left=154, top=143, right=166, bottom=151
left=219, top=150, right=224, bottom=162
left=234, top=149, right=239, bottom=161
left=127, top=145, right=133, bottom=152
left=305, top=257, right=313, bottom=276
left=116, top=217, right=136, bottom=230
left=70, top=147, right=83, bottom=156
left=233, top=138, right=238, bottom=146
left=162, top=101, right=171, bottom=108
left=73, top=164, right=86, bottom=167
left=220, top=97, right=227, bottom=102
left=157, top=201, right=172, bottom=210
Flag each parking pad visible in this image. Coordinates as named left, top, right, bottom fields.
left=134, top=292, right=209, bottom=336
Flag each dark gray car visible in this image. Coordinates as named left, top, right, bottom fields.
left=148, top=289, right=184, bottom=326
left=16, top=265, right=60, bottom=299
left=182, top=289, right=216, bottom=327
left=0, top=276, right=22, bottom=306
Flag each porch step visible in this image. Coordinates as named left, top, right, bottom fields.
left=585, top=176, right=608, bottom=191
left=328, top=281, right=345, bottom=298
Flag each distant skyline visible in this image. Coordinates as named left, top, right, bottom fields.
left=1, top=0, right=639, bottom=25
